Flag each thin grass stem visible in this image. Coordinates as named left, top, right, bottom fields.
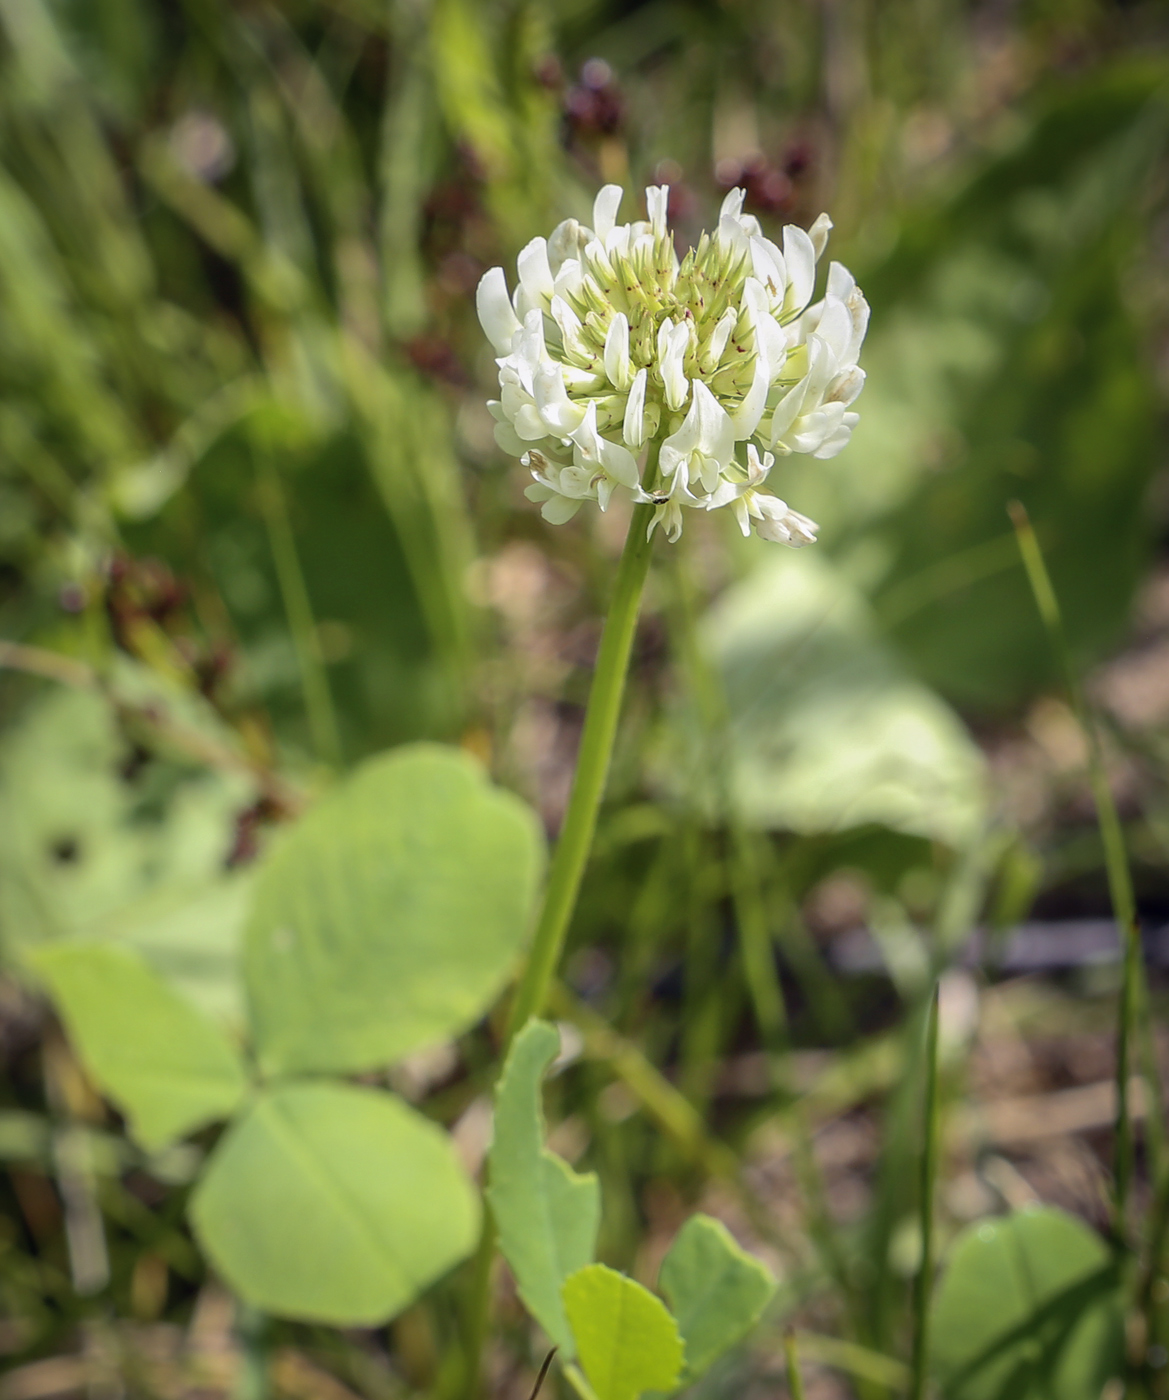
left=258, top=451, right=343, bottom=769
left=784, top=1329, right=808, bottom=1400
left=789, top=1332, right=909, bottom=1391
left=909, top=982, right=941, bottom=1400
left=1009, top=501, right=1143, bottom=1240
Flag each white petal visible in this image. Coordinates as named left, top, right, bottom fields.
left=767, top=377, right=811, bottom=448
left=548, top=218, right=592, bottom=275
left=660, top=395, right=703, bottom=479
left=493, top=419, right=527, bottom=457
left=599, top=436, right=640, bottom=489
left=729, top=351, right=772, bottom=440
left=749, top=236, right=786, bottom=298
left=816, top=297, right=854, bottom=364
left=782, top=225, right=817, bottom=315
left=476, top=267, right=521, bottom=354
left=519, top=307, right=547, bottom=366
left=743, top=277, right=788, bottom=375
left=719, top=187, right=746, bottom=220
left=623, top=367, right=647, bottom=449
left=592, top=185, right=624, bottom=242
left=813, top=411, right=859, bottom=459
left=845, top=286, right=870, bottom=365
left=691, top=379, right=735, bottom=464
left=828, top=365, right=865, bottom=406
left=541, top=495, right=584, bottom=525
left=808, top=213, right=833, bottom=262
left=746, top=443, right=773, bottom=484
left=533, top=364, right=586, bottom=434
left=514, top=404, right=552, bottom=440
left=826, top=261, right=856, bottom=299
left=569, top=400, right=604, bottom=460
left=717, top=214, right=749, bottom=259
left=803, top=332, right=838, bottom=401
left=603, top=312, right=631, bottom=390
left=791, top=400, right=846, bottom=454
left=552, top=258, right=585, bottom=303
left=550, top=294, right=587, bottom=356
left=517, top=237, right=554, bottom=304
left=646, top=184, right=669, bottom=237
left=658, top=320, right=690, bottom=411
left=704, top=306, right=738, bottom=370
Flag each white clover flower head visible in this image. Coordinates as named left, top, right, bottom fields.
left=477, top=183, right=868, bottom=544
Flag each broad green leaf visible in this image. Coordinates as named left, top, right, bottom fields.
left=931, top=1206, right=1123, bottom=1400
left=189, top=1080, right=479, bottom=1325
left=659, top=1214, right=775, bottom=1380
left=244, top=744, right=544, bottom=1076
left=489, top=1020, right=600, bottom=1354
left=28, top=943, right=247, bottom=1150
left=563, top=1265, right=684, bottom=1400
left=0, top=679, right=253, bottom=1022
left=684, top=550, right=986, bottom=847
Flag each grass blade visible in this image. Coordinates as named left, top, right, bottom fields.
left=1009, top=501, right=1146, bottom=1239
left=784, top=1329, right=807, bottom=1400
left=910, top=981, right=941, bottom=1400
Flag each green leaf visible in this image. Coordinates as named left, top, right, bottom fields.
left=189, top=1080, right=479, bottom=1325
left=0, top=679, right=254, bottom=1021
left=244, top=744, right=544, bottom=1075
left=683, top=550, right=986, bottom=847
left=563, top=1264, right=684, bottom=1400
left=489, top=1019, right=600, bottom=1354
left=27, top=943, right=247, bottom=1150
left=658, top=1214, right=775, bottom=1380
left=931, top=1206, right=1124, bottom=1400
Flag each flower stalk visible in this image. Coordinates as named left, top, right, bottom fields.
left=508, top=476, right=658, bottom=1032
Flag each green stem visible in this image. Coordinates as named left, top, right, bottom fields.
left=233, top=1304, right=271, bottom=1400
left=258, top=453, right=343, bottom=768
left=463, top=481, right=658, bottom=1399
left=909, top=982, right=941, bottom=1400
left=784, top=1330, right=808, bottom=1400
left=1009, top=502, right=1142, bottom=1240
left=1139, top=1165, right=1169, bottom=1369
left=507, top=492, right=657, bottom=1032
left=460, top=1207, right=497, bottom=1400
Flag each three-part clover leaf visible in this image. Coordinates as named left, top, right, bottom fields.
left=31, top=744, right=544, bottom=1324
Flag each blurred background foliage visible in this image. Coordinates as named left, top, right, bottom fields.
left=1, top=0, right=1168, bottom=1396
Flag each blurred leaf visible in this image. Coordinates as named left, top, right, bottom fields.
left=189, top=1080, right=479, bottom=1325
left=429, top=0, right=516, bottom=183
left=0, top=681, right=253, bottom=1020
left=0, top=1109, right=52, bottom=1162
left=244, top=743, right=544, bottom=1076
left=489, top=1018, right=600, bottom=1354
left=658, top=1214, right=775, bottom=1382
left=563, top=1264, right=684, bottom=1400
left=687, top=550, right=986, bottom=846
left=28, top=942, right=247, bottom=1150
left=793, top=68, right=1169, bottom=708
left=931, top=1206, right=1123, bottom=1400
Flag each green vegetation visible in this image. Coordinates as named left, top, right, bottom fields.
left=1, top=3, right=1167, bottom=1399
